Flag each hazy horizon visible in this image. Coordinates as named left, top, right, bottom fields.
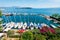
left=0, top=6, right=60, bottom=9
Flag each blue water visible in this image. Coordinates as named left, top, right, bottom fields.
left=1, top=7, right=60, bottom=27
left=1, top=7, right=60, bottom=16
left=2, top=15, right=59, bottom=27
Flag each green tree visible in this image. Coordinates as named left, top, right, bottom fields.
left=48, top=36, right=60, bottom=40
left=7, top=30, right=15, bottom=37
left=21, top=31, right=33, bottom=40
left=0, top=10, right=2, bottom=17
left=34, top=34, right=46, bottom=40
left=52, top=14, right=60, bottom=18
left=0, top=10, right=3, bottom=32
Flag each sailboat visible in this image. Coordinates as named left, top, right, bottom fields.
left=9, top=22, right=15, bottom=28
left=27, top=22, right=30, bottom=29
left=30, top=22, right=34, bottom=30
left=37, top=23, right=42, bottom=29
left=20, top=22, right=23, bottom=29
left=41, top=23, right=47, bottom=27
left=30, top=22, right=34, bottom=26
left=14, top=23, right=18, bottom=28
left=18, top=23, right=21, bottom=29
left=6, top=23, right=10, bottom=28
left=50, top=24, right=57, bottom=28
left=23, top=22, right=27, bottom=29
left=34, top=23, right=38, bottom=29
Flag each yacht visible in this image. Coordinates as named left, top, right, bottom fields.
left=2, top=23, right=6, bottom=27
left=30, top=27, right=34, bottom=30
left=37, top=23, right=42, bottom=29
left=23, top=26, right=26, bottom=29
left=18, top=23, right=21, bottom=29
left=10, top=22, right=15, bottom=28
left=6, top=23, right=10, bottom=28
left=3, top=28, right=11, bottom=32
left=30, top=22, right=34, bottom=30
left=50, top=24, right=57, bottom=28
left=27, top=22, right=30, bottom=29
left=23, top=22, right=27, bottom=29
left=41, top=23, right=50, bottom=28
left=34, top=23, right=38, bottom=29
left=24, top=22, right=27, bottom=27
left=20, top=22, right=23, bottom=29
left=0, top=18, right=3, bottom=21
left=30, top=22, right=34, bottom=26
left=41, top=23, right=47, bottom=27
left=14, top=23, right=18, bottom=28
left=57, top=25, right=60, bottom=28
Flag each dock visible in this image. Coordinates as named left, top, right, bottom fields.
left=39, top=14, right=60, bottom=23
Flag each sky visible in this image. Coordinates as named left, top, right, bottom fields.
left=0, top=0, right=60, bottom=8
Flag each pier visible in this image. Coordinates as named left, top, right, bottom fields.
left=39, top=14, right=60, bottom=23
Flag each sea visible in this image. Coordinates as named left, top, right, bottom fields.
left=1, top=7, right=60, bottom=15
left=0, top=7, right=60, bottom=26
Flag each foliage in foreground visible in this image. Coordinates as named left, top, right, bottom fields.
left=21, top=31, right=33, bottom=40
left=0, top=10, right=2, bottom=17
left=7, top=28, right=60, bottom=40
left=6, top=28, right=60, bottom=40
left=0, top=10, right=3, bottom=32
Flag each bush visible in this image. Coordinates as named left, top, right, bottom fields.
left=33, top=34, right=46, bottom=40
left=6, top=27, right=60, bottom=40
left=8, top=35, right=20, bottom=38
left=51, top=14, right=60, bottom=20
left=21, top=31, right=33, bottom=40
left=48, top=36, right=60, bottom=40
left=0, top=10, right=2, bottom=17
left=7, top=30, right=15, bottom=36
left=0, top=10, right=3, bottom=32
left=0, top=26, right=3, bottom=32
left=51, top=14, right=60, bottom=18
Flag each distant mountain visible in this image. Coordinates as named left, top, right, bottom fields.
left=0, top=7, right=32, bottom=9
left=19, top=7, right=32, bottom=9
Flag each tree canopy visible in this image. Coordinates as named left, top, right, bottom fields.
left=52, top=14, right=60, bottom=19
left=0, top=10, right=3, bottom=32
left=0, top=10, right=2, bottom=17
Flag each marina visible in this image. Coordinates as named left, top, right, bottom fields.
left=0, top=0, right=60, bottom=40
left=1, top=13, right=60, bottom=32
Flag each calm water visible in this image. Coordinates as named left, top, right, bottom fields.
left=1, top=7, right=60, bottom=16
left=1, top=7, right=60, bottom=26
left=2, top=15, right=59, bottom=27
